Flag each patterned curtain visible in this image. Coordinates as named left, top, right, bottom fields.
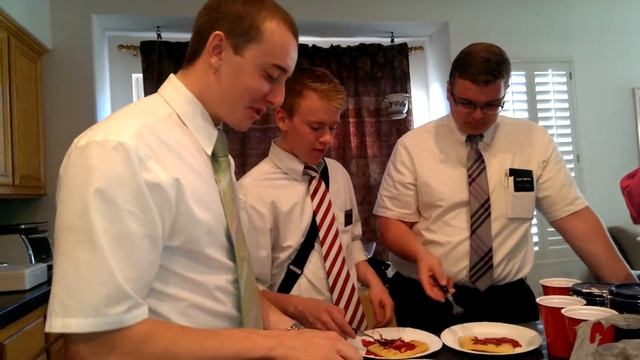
left=295, top=43, right=413, bottom=254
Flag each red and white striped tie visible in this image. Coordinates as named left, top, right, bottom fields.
left=305, top=165, right=367, bottom=330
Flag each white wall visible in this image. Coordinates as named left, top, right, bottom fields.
left=0, top=0, right=638, bottom=249
left=0, top=0, right=51, bottom=48
left=425, top=23, right=450, bottom=120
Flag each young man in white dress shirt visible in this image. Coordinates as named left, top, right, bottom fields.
left=45, top=1, right=360, bottom=359
left=239, top=66, right=394, bottom=338
left=374, top=42, right=637, bottom=334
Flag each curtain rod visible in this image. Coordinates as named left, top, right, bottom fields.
left=117, top=44, right=140, bottom=57
left=116, top=43, right=424, bottom=57
left=408, top=45, right=424, bottom=54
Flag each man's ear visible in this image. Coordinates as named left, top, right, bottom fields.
left=204, top=31, right=226, bottom=71
left=274, top=107, right=289, bottom=131
left=446, top=81, right=452, bottom=101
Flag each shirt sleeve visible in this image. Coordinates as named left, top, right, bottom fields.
left=535, top=130, right=587, bottom=222
left=373, top=137, right=421, bottom=222
left=46, top=140, right=170, bottom=333
left=344, top=175, right=367, bottom=266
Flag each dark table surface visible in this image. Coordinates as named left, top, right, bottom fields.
left=0, top=279, right=51, bottom=328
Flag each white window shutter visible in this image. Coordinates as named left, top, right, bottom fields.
left=501, top=62, right=580, bottom=258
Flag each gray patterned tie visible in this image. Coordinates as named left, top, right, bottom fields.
left=467, top=134, right=493, bottom=291
left=211, top=130, right=263, bottom=329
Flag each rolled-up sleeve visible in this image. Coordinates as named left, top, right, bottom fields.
left=535, top=131, right=587, bottom=222
left=373, top=138, right=421, bottom=223
left=46, top=140, right=169, bottom=333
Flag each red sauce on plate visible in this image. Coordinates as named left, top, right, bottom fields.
left=361, top=337, right=417, bottom=354
left=471, top=336, right=522, bottom=348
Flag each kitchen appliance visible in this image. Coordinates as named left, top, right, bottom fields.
left=0, top=263, right=47, bottom=291
left=0, top=222, right=51, bottom=291
left=0, top=222, right=52, bottom=265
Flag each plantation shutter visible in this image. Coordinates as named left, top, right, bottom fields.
left=501, top=62, right=580, bottom=258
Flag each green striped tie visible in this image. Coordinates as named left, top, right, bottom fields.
left=211, top=130, right=263, bottom=329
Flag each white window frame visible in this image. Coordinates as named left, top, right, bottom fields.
left=132, top=73, right=145, bottom=102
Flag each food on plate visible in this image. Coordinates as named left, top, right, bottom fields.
left=361, top=336, right=429, bottom=358
left=458, top=335, right=522, bottom=353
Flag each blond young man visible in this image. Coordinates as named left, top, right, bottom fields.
left=239, top=67, right=394, bottom=338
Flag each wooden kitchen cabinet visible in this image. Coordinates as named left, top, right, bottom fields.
left=0, top=10, right=46, bottom=197
left=45, top=333, right=65, bottom=360
left=0, top=306, right=46, bottom=360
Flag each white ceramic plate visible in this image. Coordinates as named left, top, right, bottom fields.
left=350, top=327, right=442, bottom=359
left=440, top=322, right=542, bottom=355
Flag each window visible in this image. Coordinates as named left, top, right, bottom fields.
left=132, top=73, right=144, bottom=102
left=501, top=61, right=580, bottom=259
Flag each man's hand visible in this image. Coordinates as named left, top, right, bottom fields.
left=274, top=329, right=362, bottom=359
left=416, top=249, right=453, bottom=302
left=289, top=296, right=356, bottom=338
left=367, top=282, right=394, bottom=327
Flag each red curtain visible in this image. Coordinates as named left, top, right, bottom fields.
left=228, top=43, right=413, bottom=251
left=296, top=43, right=413, bottom=252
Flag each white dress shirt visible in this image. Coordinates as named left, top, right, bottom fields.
left=238, top=143, right=367, bottom=301
left=46, top=74, right=242, bottom=333
left=374, top=114, right=587, bottom=285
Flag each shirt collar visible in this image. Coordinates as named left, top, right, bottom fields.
left=157, top=74, right=218, bottom=156
left=447, top=113, right=500, bottom=147
left=268, top=140, right=324, bottom=182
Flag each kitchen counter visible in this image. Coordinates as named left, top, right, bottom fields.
left=0, top=280, right=50, bottom=328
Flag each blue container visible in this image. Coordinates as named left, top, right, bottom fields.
left=608, top=283, right=640, bottom=340
left=571, top=282, right=612, bottom=307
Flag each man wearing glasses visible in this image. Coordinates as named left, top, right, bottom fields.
left=373, top=42, right=637, bottom=333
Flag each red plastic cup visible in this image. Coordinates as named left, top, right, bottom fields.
left=561, top=305, right=617, bottom=350
left=539, top=278, right=581, bottom=296
left=536, top=295, right=586, bottom=358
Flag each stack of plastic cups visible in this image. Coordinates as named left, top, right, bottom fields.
left=561, top=305, right=618, bottom=350
left=536, top=295, right=586, bottom=358
left=540, top=278, right=581, bottom=296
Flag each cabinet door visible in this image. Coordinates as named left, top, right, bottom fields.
left=0, top=29, right=11, bottom=185
left=46, top=333, right=66, bottom=360
left=1, top=316, right=46, bottom=360
left=9, top=38, right=44, bottom=192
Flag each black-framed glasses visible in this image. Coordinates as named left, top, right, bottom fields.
left=450, top=90, right=505, bottom=114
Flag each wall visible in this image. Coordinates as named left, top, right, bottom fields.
left=0, top=0, right=51, bottom=48
left=0, top=0, right=637, bottom=249
left=425, top=22, right=450, bottom=120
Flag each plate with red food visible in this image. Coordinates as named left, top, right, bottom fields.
left=351, top=327, right=442, bottom=359
left=440, top=322, right=542, bottom=355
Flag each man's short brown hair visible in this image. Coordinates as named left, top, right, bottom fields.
left=183, top=0, right=298, bottom=67
left=449, top=42, right=511, bottom=87
left=280, top=66, right=347, bottom=118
